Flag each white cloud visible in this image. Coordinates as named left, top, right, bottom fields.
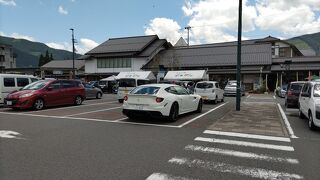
left=145, top=17, right=182, bottom=44
left=58, top=5, right=68, bottom=15
left=255, top=0, right=320, bottom=36
left=71, top=0, right=76, bottom=2
left=46, top=38, right=99, bottom=55
left=0, top=0, right=16, bottom=6
left=0, top=31, right=35, bottom=41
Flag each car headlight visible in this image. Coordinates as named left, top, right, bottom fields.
left=19, top=93, right=33, bottom=98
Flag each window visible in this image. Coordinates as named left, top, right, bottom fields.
left=174, top=86, right=189, bottom=95
left=0, top=55, right=4, bottom=62
left=31, top=78, right=39, bottom=82
left=289, top=83, right=303, bottom=91
left=131, top=86, right=160, bottom=95
left=314, top=84, right=320, bottom=97
left=196, top=82, right=213, bottom=89
left=4, top=78, right=15, bottom=87
left=97, top=58, right=132, bottom=68
left=118, top=79, right=136, bottom=87
left=17, top=78, right=29, bottom=87
left=48, top=82, right=61, bottom=90
left=137, top=80, right=150, bottom=86
left=165, top=86, right=178, bottom=95
left=279, top=48, right=286, bottom=57
left=215, top=83, right=220, bottom=88
left=61, top=81, right=76, bottom=88
left=23, top=81, right=47, bottom=90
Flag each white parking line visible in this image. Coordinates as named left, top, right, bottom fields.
left=273, top=95, right=276, bottom=99
left=66, top=106, right=122, bottom=117
left=178, top=102, right=228, bottom=128
left=277, top=103, right=298, bottom=139
left=25, top=101, right=118, bottom=113
left=203, top=130, right=291, bottom=142
left=184, top=145, right=299, bottom=164
left=194, top=137, right=294, bottom=151
left=146, top=172, right=197, bottom=180
left=246, top=95, right=251, bottom=98
left=168, top=157, right=303, bottom=180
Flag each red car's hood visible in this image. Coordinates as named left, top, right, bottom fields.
left=7, top=90, right=35, bottom=99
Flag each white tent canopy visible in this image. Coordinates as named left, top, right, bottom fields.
left=116, top=71, right=156, bottom=80
left=164, top=70, right=207, bottom=81
left=100, top=75, right=118, bottom=81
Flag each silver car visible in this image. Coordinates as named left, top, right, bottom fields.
left=224, top=80, right=245, bottom=96
left=83, top=82, right=103, bottom=99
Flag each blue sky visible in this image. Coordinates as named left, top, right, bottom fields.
left=1, top=0, right=319, bottom=54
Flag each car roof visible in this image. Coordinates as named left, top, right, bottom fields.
left=289, top=81, right=307, bottom=84
left=140, top=83, right=178, bottom=88
left=196, top=81, right=218, bottom=84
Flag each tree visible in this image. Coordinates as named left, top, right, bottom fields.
left=38, top=50, right=54, bottom=67
left=38, top=54, right=45, bottom=67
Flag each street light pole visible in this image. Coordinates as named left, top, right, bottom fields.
left=184, top=26, right=191, bottom=46
left=236, top=0, right=242, bottom=111
left=70, top=28, right=75, bottom=79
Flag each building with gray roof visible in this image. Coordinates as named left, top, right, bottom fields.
left=41, top=60, right=85, bottom=79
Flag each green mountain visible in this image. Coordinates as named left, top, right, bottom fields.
left=286, top=32, right=320, bottom=56
left=0, top=36, right=81, bottom=68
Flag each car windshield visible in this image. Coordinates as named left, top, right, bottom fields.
left=227, top=83, right=237, bottom=87
left=196, top=82, right=213, bottom=89
left=22, top=80, right=47, bottom=90
left=83, top=83, right=93, bottom=88
left=119, top=79, right=136, bottom=87
left=130, top=86, right=160, bottom=95
left=290, top=83, right=303, bottom=91
left=314, top=84, right=320, bottom=97
left=99, top=81, right=107, bottom=85
left=281, top=85, right=288, bottom=90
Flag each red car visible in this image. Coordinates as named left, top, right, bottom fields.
left=4, top=79, right=86, bottom=110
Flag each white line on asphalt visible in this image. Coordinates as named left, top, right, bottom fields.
left=194, top=137, right=294, bottom=151
left=273, top=95, right=276, bottom=99
left=203, top=130, right=291, bottom=142
left=114, top=117, right=129, bottom=122
left=145, top=172, right=198, bottom=180
left=0, top=111, right=182, bottom=128
left=168, top=157, right=303, bottom=180
left=277, top=103, right=298, bottom=139
left=24, top=101, right=118, bottom=113
left=247, top=95, right=251, bottom=98
left=178, top=102, right=228, bottom=128
left=65, top=106, right=122, bottom=117
left=184, top=145, right=299, bottom=164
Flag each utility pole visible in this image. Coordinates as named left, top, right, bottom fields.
left=184, top=26, right=191, bottom=46
left=236, top=0, right=242, bottom=111
left=70, top=28, right=75, bottom=79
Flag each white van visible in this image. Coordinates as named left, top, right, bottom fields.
left=194, top=81, right=224, bottom=103
left=116, top=71, right=156, bottom=103
left=0, top=74, right=39, bottom=104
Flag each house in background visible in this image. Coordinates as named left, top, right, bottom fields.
left=83, top=35, right=171, bottom=80
left=0, top=44, right=16, bottom=72
left=41, top=60, right=85, bottom=79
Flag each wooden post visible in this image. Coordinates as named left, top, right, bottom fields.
left=266, top=74, right=268, bottom=92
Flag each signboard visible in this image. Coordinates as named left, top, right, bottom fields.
left=164, top=70, right=207, bottom=80
left=53, top=70, right=63, bottom=75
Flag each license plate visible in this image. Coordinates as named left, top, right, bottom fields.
left=6, top=101, right=12, bottom=105
left=202, top=96, right=208, bottom=100
left=135, top=105, right=143, bottom=110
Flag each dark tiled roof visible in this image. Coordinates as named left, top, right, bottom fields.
left=86, top=35, right=158, bottom=55
left=152, top=43, right=272, bottom=68
left=138, top=39, right=167, bottom=57
left=41, top=60, right=85, bottom=69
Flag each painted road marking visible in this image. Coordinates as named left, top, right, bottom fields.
left=194, top=137, right=294, bottom=151
left=24, top=101, right=118, bottom=113
left=178, top=102, right=228, bottom=127
left=277, top=103, right=298, bottom=138
left=146, top=173, right=198, bottom=180
left=66, top=106, right=122, bottom=117
left=168, top=157, right=303, bottom=179
left=203, top=130, right=291, bottom=142
left=273, top=95, right=276, bottom=99
left=247, top=95, right=251, bottom=98
left=0, top=130, right=22, bottom=139
left=184, top=145, right=299, bottom=164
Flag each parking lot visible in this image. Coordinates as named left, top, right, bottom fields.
left=0, top=94, right=230, bottom=128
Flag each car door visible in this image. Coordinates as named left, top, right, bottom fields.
left=174, top=86, right=196, bottom=112
left=215, top=82, right=222, bottom=100
left=300, top=83, right=310, bottom=115
left=45, top=81, right=62, bottom=106
left=61, top=80, right=76, bottom=104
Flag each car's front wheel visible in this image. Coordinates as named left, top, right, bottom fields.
left=96, top=92, right=102, bottom=99
left=33, top=98, right=45, bottom=110
left=168, top=103, right=179, bottom=122
left=196, top=99, right=203, bottom=113
left=309, top=112, right=317, bottom=130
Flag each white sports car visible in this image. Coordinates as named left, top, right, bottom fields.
left=122, top=84, right=203, bottom=121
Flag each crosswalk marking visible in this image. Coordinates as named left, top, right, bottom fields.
left=184, top=145, right=299, bottom=164
left=146, top=173, right=198, bottom=180
left=168, top=157, right=303, bottom=180
left=203, top=130, right=291, bottom=142
left=195, top=137, right=294, bottom=151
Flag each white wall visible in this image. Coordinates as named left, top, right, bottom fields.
left=85, top=57, right=148, bottom=74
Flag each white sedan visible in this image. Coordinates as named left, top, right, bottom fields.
left=122, top=84, right=203, bottom=121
